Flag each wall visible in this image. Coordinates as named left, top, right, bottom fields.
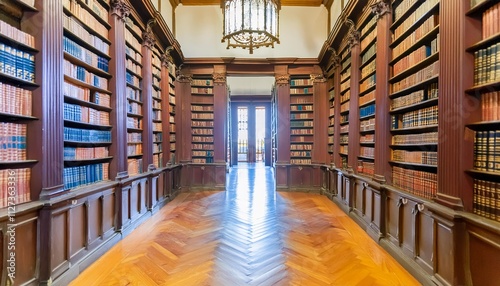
left=160, top=0, right=174, bottom=32
left=330, top=0, right=343, bottom=32
left=175, top=5, right=328, bottom=58
left=227, top=76, right=275, bottom=95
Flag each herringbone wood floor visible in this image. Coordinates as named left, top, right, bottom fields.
left=70, top=165, right=421, bottom=285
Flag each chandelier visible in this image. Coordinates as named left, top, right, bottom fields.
left=222, top=0, right=280, bottom=54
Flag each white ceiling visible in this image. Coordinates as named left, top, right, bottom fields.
left=227, top=76, right=276, bottom=96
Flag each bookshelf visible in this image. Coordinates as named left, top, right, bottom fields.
left=62, top=0, right=112, bottom=190
left=191, top=77, right=214, bottom=164
left=166, top=56, right=177, bottom=164
left=339, top=41, right=351, bottom=169
left=465, top=0, right=500, bottom=222
left=125, top=16, right=144, bottom=176
left=357, top=13, right=377, bottom=178
left=328, top=77, right=335, bottom=160
left=289, top=77, right=313, bottom=165
left=151, top=45, right=162, bottom=168
left=389, top=0, right=440, bottom=199
left=0, top=0, right=38, bottom=207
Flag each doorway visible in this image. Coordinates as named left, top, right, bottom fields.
left=231, top=102, right=271, bottom=166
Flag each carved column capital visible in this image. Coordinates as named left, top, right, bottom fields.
left=328, top=47, right=341, bottom=68
left=213, top=73, right=226, bottom=85
left=176, top=66, right=192, bottom=83
left=345, top=19, right=360, bottom=48
left=111, top=0, right=130, bottom=21
left=142, top=19, right=156, bottom=49
left=310, top=73, right=326, bottom=83
left=161, top=46, right=174, bottom=67
left=371, top=0, right=391, bottom=20
left=275, top=74, right=290, bottom=86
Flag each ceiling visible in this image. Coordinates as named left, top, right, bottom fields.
left=179, top=0, right=325, bottom=7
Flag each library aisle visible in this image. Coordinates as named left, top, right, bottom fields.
left=70, top=164, right=419, bottom=285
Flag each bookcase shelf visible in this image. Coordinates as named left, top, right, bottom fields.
left=359, top=84, right=376, bottom=97
left=10, top=0, right=37, bottom=11
left=62, top=7, right=110, bottom=45
left=64, top=156, right=113, bottom=165
left=0, top=71, right=38, bottom=88
left=466, top=120, right=500, bottom=131
left=389, top=160, right=437, bottom=169
left=390, top=97, right=439, bottom=114
left=466, top=81, right=500, bottom=95
left=0, top=160, right=38, bottom=168
left=64, top=75, right=110, bottom=94
left=0, top=112, right=37, bottom=121
left=62, top=28, right=110, bottom=60
left=389, top=74, right=439, bottom=98
left=391, top=1, right=440, bottom=43
left=390, top=25, right=440, bottom=63
left=391, top=124, right=438, bottom=133
left=391, top=0, right=426, bottom=31
left=64, top=119, right=112, bottom=130
left=389, top=52, right=439, bottom=83
left=64, top=140, right=111, bottom=147
left=466, top=0, right=499, bottom=17
left=72, top=0, right=110, bottom=29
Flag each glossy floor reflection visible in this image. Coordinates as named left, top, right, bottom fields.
left=70, top=163, right=420, bottom=285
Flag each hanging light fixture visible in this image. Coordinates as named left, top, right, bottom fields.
left=222, top=0, right=280, bottom=54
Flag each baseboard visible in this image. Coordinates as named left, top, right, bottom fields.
left=349, top=210, right=369, bottom=231
left=52, top=233, right=122, bottom=286
left=277, top=187, right=322, bottom=193
left=184, top=186, right=226, bottom=192
left=379, top=239, right=437, bottom=286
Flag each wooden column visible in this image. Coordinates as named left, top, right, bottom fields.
left=331, top=53, right=342, bottom=167
left=436, top=0, right=472, bottom=210
left=275, top=71, right=291, bottom=164
left=108, top=0, right=130, bottom=180
left=141, top=22, right=155, bottom=171
left=347, top=21, right=361, bottom=170
left=213, top=67, right=228, bottom=163
left=175, top=71, right=192, bottom=163
left=372, top=0, right=392, bottom=183
left=312, top=72, right=328, bottom=164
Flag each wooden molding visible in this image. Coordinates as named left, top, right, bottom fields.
left=111, top=0, right=131, bottom=21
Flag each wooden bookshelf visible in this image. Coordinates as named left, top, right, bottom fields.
left=191, top=77, right=214, bottom=164
left=339, top=40, right=351, bottom=169
left=289, top=77, right=313, bottom=164
left=465, top=0, right=500, bottom=223
left=357, top=12, right=377, bottom=178
left=61, top=0, right=111, bottom=190
left=151, top=45, right=162, bottom=168
left=166, top=57, right=177, bottom=164
left=124, top=15, right=143, bottom=176
left=389, top=0, right=440, bottom=199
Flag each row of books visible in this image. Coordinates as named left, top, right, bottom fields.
left=64, top=127, right=111, bottom=143
left=290, top=159, right=312, bottom=164
left=192, top=79, right=213, bottom=86
left=192, top=128, right=213, bottom=135
left=341, top=90, right=350, bottom=103
left=340, top=134, right=349, bottom=144
left=0, top=122, right=26, bottom=161
left=393, top=0, right=420, bottom=22
left=0, top=82, right=31, bottom=116
left=392, top=16, right=438, bottom=59
left=341, top=56, right=351, bottom=71
left=126, top=59, right=142, bottom=75
left=64, top=60, right=108, bottom=89
left=361, top=60, right=376, bottom=80
left=152, top=76, right=160, bottom=88
left=473, top=179, right=500, bottom=222
left=340, top=124, right=349, bottom=133
left=152, top=89, right=161, bottom=100
left=290, top=87, right=312, bottom=94
left=290, top=104, right=313, bottom=111
left=0, top=43, right=35, bottom=82
left=192, top=120, right=214, bottom=127
left=192, top=150, right=214, bottom=156
left=64, top=37, right=109, bottom=72
left=127, top=86, right=142, bottom=102
left=192, top=143, right=214, bottom=150
left=480, top=91, right=500, bottom=121
left=391, top=105, right=438, bottom=129
left=169, top=96, right=176, bottom=105
left=357, top=160, right=374, bottom=177
left=63, top=103, right=110, bottom=125
left=126, top=72, right=140, bottom=87
left=474, top=130, right=500, bottom=172
left=359, top=90, right=375, bottom=107
left=125, top=46, right=142, bottom=64
left=393, top=132, right=438, bottom=145
left=360, top=74, right=376, bottom=93
left=193, top=158, right=214, bottom=163
left=128, top=101, right=142, bottom=115
left=64, top=146, right=109, bottom=160
left=170, top=134, right=176, bottom=142
left=391, top=83, right=439, bottom=110
left=127, top=144, right=142, bottom=156
left=0, top=20, right=34, bottom=48
left=128, top=132, right=142, bottom=143
left=291, top=151, right=311, bottom=157
left=360, top=118, right=376, bottom=132
left=153, top=153, right=162, bottom=167
left=481, top=2, right=500, bottom=39
left=128, top=158, right=143, bottom=176
left=152, top=99, right=161, bottom=110
left=361, top=44, right=376, bottom=66
left=191, top=105, right=213, bottom=111
left=393, top=38, right=439, bottom=76
left=361, top=16, right=377, bottom=36
left=291, top=144, right=313, bottom=150
left=360, top=147, right=374, bottom=158
left=360, top=134, right=374, bottom=143
left=329, top=108, right=335, bottom=117
left=341, top=79, right=350, bottom=92
left=125, top=29, right=141, bottom=53
left=127, top=117, right=142, bottom=129
left=64, top=81, right=90, bottom=102
left=63, top=14, right=110, bottom=55
left=392, top=150, right=437, bottom=165
left=392, top=166, right=437, bottom=199
left=360, top=104, right=375, bottom=118
left=0, top=168, right=30, bottom=208
left=290, top=113, right=313, bottom=119
left=63, top=0, right=109, bottom=39
left=391, top=61, right=439, bottom=94
left=63, top=162, right=109, bottom=190
left=125, top=19, right=142, bottom=40
left=153, top=122, right=162, bottom=132
left=473, top=42, right=500, bottom=86
left=192, top=113, right=214, bottom=119
left=291, top=98, right=313, bottom=104
left=291, top=136, right=312, bottom=142
left=152, top=110, right=162, bottom=121
left=393, top=0, right=439, bottom=40
left=291, top=121, right=313, bottom=127
left=290, top=79, right=312, bottom=86
left=341, top=67, right=351, bottom=83
left=360, top=27, right=377, bottom=52
left=328, top=136, right=334, bottom=144
left=192, top=136, right=213, bottom=143
left=291, top=129, right=313, bottom=135
left=340, top=101, right=349, bottom=113
left=340, top=145, right=348, bottom=154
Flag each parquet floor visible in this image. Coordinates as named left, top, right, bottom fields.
left=70, top=164, right=421, bottom=286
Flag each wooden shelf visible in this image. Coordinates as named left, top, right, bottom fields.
left=467, top=0, right=499, bottom=17
left=390, top=143, right=437, bottom=148
left=0, top=71, right=38, bottom=89
left=466, top=81, right=500, bottom=95
left=64, top=52, right=111, bottom=79
left=389, top=75, right=439, bottom=98
left=0, top=160, right=38, bottom=169
left=64, top=141, right=111, bottom=147
left=360, top=142, right=375, bottom=146
left=10, top=0, right=38, bottom=11
left=74, top=0, right=111, bottom=29
left=360, top=113, right=375, bottom=120
left=127, top=97, right=143, bottom=104
left=466, top=120, right=500, bottom=131
left=127, top=113, right=143, bottom=118
left=125, top=53, right=142, bottom=67
left=358, top=156, right=374, bottom=161
left=64, top=96, right=112, bottom=112
left=0, top=32, right=38, bottom=53
left=127, top=127, right=143, bottom=132
left=389, top=160, right=437, bottom=169
left=64, top=119, right=112, bottom=130
left=339, top=152, right=348, bottom=156
left=466, top=169, right=500, bottom=180
left=359, top=84, right=376, bottom=97
left=391, top=1, right=440, bottom=44
left=390, top=97, right=438, bottom=114
left=63, top=7, right=111, bottom=45
left=359, top=52, right=376, bottom=69
left=126, top=82, right=142, bottom=91
left=0, top=112, right=38, bottom=121
left=128, top=154, right=143, bottom=158
left=360, top=69, right=376, bottom=83
left=126, top=68, right=142, bottom=80
left=64, top=75, right=111, bottom=95
left=125, top=40, right=142, bottom=55
left=391, top=124, right=438, bottom=134
left=64, top=156, right=113, bottom=166
left=391, top=25, right=440, bottom=61
left=63, top=28, right=110, bottom=60
left=360, top=129, right=375, bottom=134
left=391, top=0, right=426, bottom=31
left=359, top=98, right=376, bottom=108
